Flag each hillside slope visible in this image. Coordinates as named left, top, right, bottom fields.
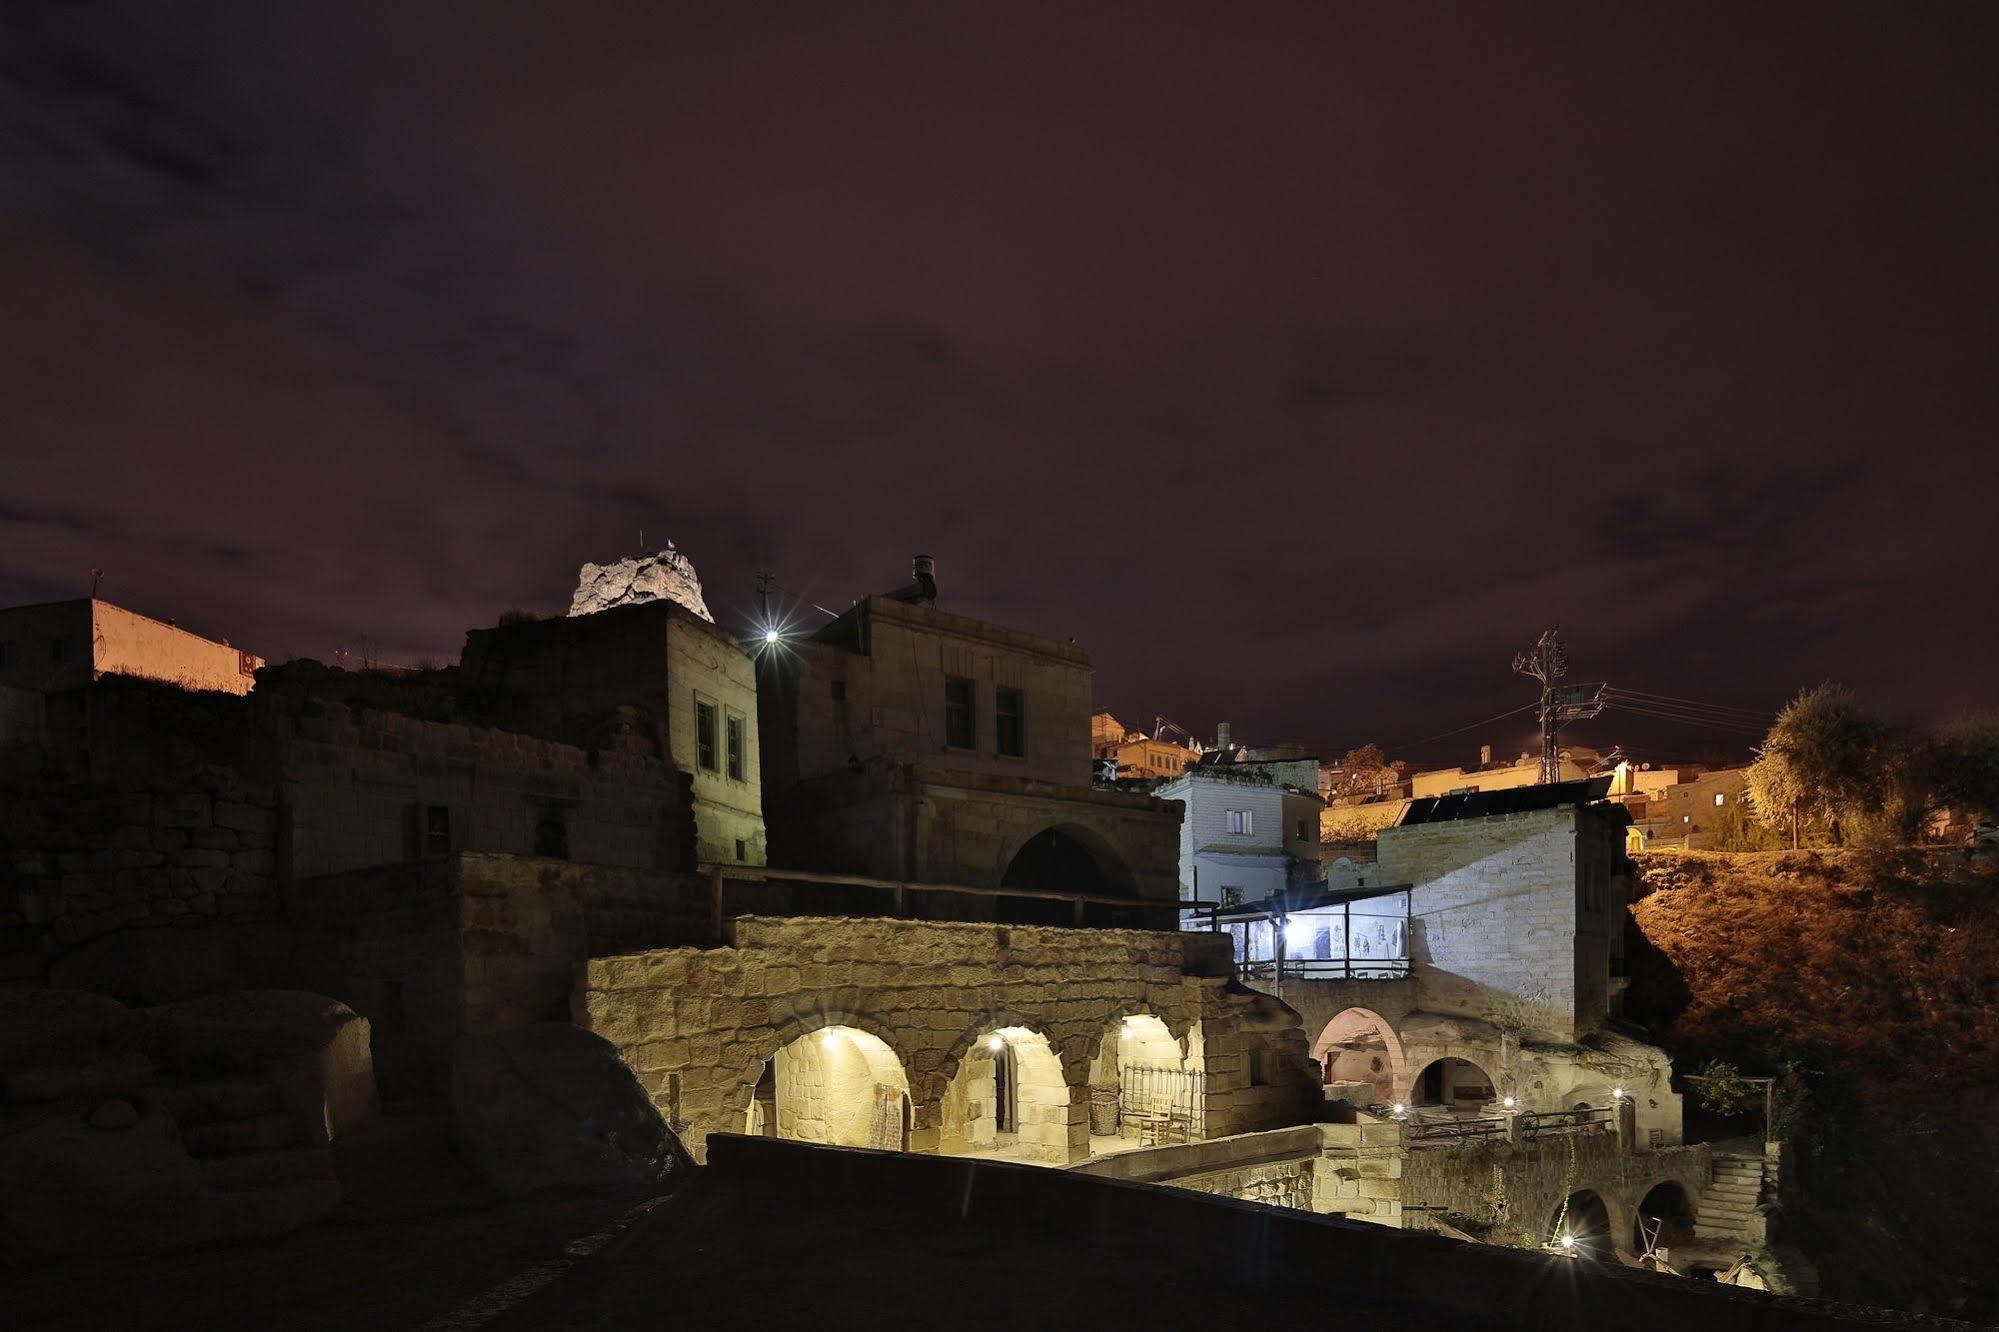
left=1630, top=850, right=1999, bottom=1320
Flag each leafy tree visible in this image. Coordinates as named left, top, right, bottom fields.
left=1747, top=683, right=1888, bottom=847
left=1933, top=712, right=1999, bottom=825
left=1326, top=745, right=1399, bottom=802
left=1707, top=798, right=1786, bottom=851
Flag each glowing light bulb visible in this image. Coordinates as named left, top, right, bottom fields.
left=1613, top=1087, right=1626, bottom=1100
left=987, top=1035, right=1004, bottom=1051
left=1392, top=1103, right=1407, bottom=1116
left=1503, top=1096, right=1516, bottom=1110
left=1559, top=1234, right=1576, bottom=1251
left=763, top=628, right=781, bottom=645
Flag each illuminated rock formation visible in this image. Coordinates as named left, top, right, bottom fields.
left=568, top=545, right=712, bottom=622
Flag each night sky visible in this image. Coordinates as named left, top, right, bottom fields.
left=5, top=2, right=1995, bottom=766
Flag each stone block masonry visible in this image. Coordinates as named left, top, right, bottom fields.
left=576, top=915, right=1320, bottom=1162
left=291, top=852, right=709, bottom=1097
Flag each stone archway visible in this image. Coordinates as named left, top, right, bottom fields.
left=939, top=1025, right=1072, bottom=1163
left=1411, top=1055, right=1497, bottom=1113
left=1312, top=1007, right=1405, bottom=1108
left=1550, top=1188, right=1613, bottom=1258
left=759, top=1025, right=911, bottom=1150
left=1634, top=1180, right=1696, bottom=1254
left=1000, top=824, right=1140, bottom=924
left=1086, top=1014, right=1195, bottom=1148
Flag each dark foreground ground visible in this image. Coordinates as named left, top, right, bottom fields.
left=12, top=1128, right=1973, bottom=1331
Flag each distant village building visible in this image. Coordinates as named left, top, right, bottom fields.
left=1405, top=744, right=1598, bottom=801
left=757, top=558, right=1181, bottom=923
left=1090, top=709, right=1200, bottom=780
left=1626, top=766, right=1751, bottom=851
left=0, top=598, right=263, bottom=771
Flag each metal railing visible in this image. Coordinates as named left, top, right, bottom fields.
left=701, top=863, right=1183, bottom=937
left=1239, top=958, right=1411, bottom=983
left=1520, top=1106, right=1613, bottom=1140
left=1407, top=1114, right=1509, bottom=1144
left=1116, top=1064, right=1206, bottom=1143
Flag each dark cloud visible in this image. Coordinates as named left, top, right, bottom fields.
left=2, top=0, right=1994, bottom=758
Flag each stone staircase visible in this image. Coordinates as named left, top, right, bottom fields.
left=1692, top=1150, right=1768, bottom=1244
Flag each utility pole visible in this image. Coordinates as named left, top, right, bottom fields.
left=1512, top=627, right=1605, bottom=784
left=755, top=571, right=775, bottom=625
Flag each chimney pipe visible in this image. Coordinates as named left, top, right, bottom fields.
left=1217, top=722, right=1232, bottom=753
left=911, top=554, right=936, bottom=603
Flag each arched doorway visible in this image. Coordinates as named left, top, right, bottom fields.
left=1312, top=1008, right=1405, bottom=1107
left=1087, top=1014, right=1196, bottom=1148
left=1634, top=1180, right=1696, bottom=1254
left=940, top=1026, right=1071, bottom=1163
left=1412, top=1056, right=1497, bottom=1113
left=755, top=1026, right=910, bottom=1150
left=1000, top=825, right=1138, bottom=924
left=1549, top=1189, right=1612, bottom=1259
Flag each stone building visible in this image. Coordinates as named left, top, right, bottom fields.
left=1629, top=766, right=1752, bottom=850
left=1407, top=745, right=1596, bottom=801
left=757, top=559, right=1181, bottom=923
left=1189, top=779, right=1683, bottom=1149
left=1, top=577, right=766, bottom=1091
left=0, top=597, right=264, bottom=765
left=1155, top=755, right=1325, bottom=905
left=0, top=598, right=263, bottom=699
left=1089, top=710, right=1200, bottom=779
left=461, top=600, right=766, bottom=868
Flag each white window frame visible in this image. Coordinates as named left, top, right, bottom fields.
left=1227, top=809, right=1254, bottom=835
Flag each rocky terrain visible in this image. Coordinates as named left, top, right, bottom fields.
left=1630, top=849, right=1999, bottom=1322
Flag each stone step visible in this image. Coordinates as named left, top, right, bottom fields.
left=200, top=1147, right=337, bottom=1194
left=182, top=1113, right=299, bottom=1158
left=1698, top=1202, right=1759, bottom=1220
left=1704, top=1184, right=1761, bottom=1200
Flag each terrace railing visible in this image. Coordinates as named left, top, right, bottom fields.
left=1519, top=1106, right=1613, bottom=1140
left=1407, top=1114, right=1509, bottom=1145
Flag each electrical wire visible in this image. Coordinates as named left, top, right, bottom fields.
left=1605, top=701, right=1769, bottom=735
left=1385, top=702, right=1539, bottom=750
left=1604, top=697, right=1771, bottom=728
left=1606, top=688, right=1771, bottom=721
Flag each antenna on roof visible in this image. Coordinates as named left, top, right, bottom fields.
left=89, top=567, right=104, bottom=598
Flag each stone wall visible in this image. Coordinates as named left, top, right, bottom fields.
left=1401, top=1127, right=1712, bottom=1250
left=766, top=760, right=1182, bottom=915
left=1380, top=806, right=1587, bottom=1043
left=1072, top=1122, right=1327, bottom=1212
left=267, top=686, right=689, bottom=881
left=290, top=852, right=707, bottom=1095
left=710, top=1133, right=1912, bottom=1332
left=765, top=596, right=1096, bottom=792
left=1, top=679, right=281, bottom=998
left=664, top=614, right=765, bottom=867
left=575, top=915, right=1318, bottom=1161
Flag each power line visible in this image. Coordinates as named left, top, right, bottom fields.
left=1383, top=701, right=1540, bottom=751
left=1607, top=688, right=1767, bottom=720
left=1608, top=687, right=1771, bottom=721
left=1604, top=700, right=1769, bottom=735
